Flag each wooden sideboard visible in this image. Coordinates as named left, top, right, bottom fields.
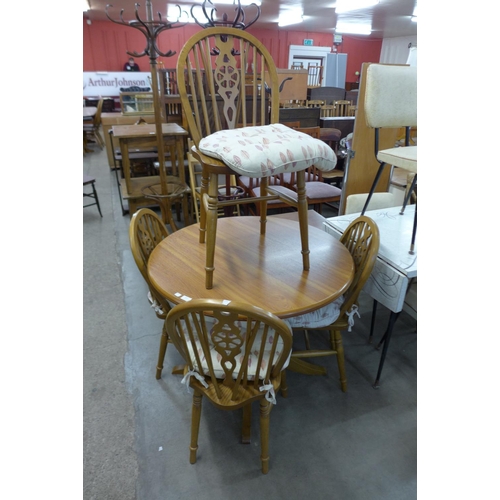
left=279, top=106, right=321, bottom=127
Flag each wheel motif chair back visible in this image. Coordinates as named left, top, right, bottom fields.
left=177, top=27, right=280, bottom=148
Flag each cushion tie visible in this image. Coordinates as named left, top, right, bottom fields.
left=259, top=383, right=277, bottom=405
left=147, top=291, right=164, bottom=315
left=181, top=369, right=209, bottom=392
left=346, top=304, right=360, bottom=332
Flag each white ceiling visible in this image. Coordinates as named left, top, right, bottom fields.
left=85, top=0, right=418, bottom=40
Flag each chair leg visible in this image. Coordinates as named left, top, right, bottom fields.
left=400, top=173, right=417, bottom=214
left=368, top=300, right=379, bottom=344
left=361, top=162, right=387, bottom=215
left=190, top=389, right=202, bottom=464
left=114, top=164, right=128, bottom=216
left=204, top=171, right=220, bottom=289
left=280, top=370, right=288, bottom=398
left=304, top=329, right=311, bottom=350
left=332, top=329, right=347, bottom=392
left=92, top=181, right=103, bottom=217
left=409, top=197, right=417, bottom=255
left=259, top=398, right=272, bottom=474
left=155, top=321, right=169, bottom=379
left=94, top=129, right=105, bottom=149
left=198, top=168, right=209, bottom=243
left=295, top=170, right=310, bottom=271
left=242, top=404, right=252, bottom=444
left=373, top=311, right=400, bottom=389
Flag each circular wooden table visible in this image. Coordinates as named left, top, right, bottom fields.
left=148, top=216, right=354, bottom=376
left=148, top=216, right=354, bottom=319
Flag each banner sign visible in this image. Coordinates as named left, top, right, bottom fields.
left=83, top=72, right=152, bottom=97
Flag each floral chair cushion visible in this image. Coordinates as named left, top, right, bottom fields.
left=198, top=123, right=337, bottom=178
left=286, top=296, right=344, bottom=329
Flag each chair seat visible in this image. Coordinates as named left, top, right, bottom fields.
left=83, top=175, right=95, bottom=185
left=304, top=181, right=341, bottom=200
left=377, top=145, right=417, bottom=173
left=287, top=296, right=344, bottom=329
left=198, top=124, right=337, bottom=177
left=319, top=128, right=342, bottom=142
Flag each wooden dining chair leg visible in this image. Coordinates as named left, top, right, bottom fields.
left=155, top=322, right=169, bottom=379
left=332, top=329, right=347, bottom=392
left=190, top=389, right=203, bottom=464
left=295, top=170, right=310, bottom=271
left=259, top=399, right=272, bottom=474
left=258, top=176, right=270, bottom=236
left=304, top=329, right=311, bottom=350
left=280, top=370, right=288, bottom=398
left=242, top=404, right=252, bottom=444
left=204, top=171, right=220, bottom=289
left=198, top=168, right=209, bottom=244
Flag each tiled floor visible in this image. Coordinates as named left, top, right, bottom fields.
left=83, top=143, right=417, bottom=500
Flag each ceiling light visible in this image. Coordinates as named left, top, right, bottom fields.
left=278, top=9, right=304, bottom=27
left=335, top=22, right=372, bottom=35
left=335, top=0, right=379, bottom=14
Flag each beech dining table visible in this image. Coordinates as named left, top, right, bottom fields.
left=148, top=214, right=355, bottom=375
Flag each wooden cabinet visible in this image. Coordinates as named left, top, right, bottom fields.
left=279, top=107, right=320, bottom=128
left=119, top=92, right=155, bottom=115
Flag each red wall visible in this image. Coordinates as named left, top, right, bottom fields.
left=83, top=20, right=382, bottom=83
left=339, top=35, right=384, bottom=82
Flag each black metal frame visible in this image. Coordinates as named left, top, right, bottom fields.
left=83, top=178, right=103, bottom=217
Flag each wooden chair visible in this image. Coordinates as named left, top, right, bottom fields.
left=129, top=208, right=173, bottom=380
left=320, top=104, right=336, bottom=118
left=281, top=101, right=304, bottom=108
left=284, top=126, right=342, bottom=214
left=83, top=98, right=105, bottom=149
left=333, top=100, right=352, bottom=117
left=361, top=64, right=417, bottom=254
left=165, top=298, right=293, bottom=474
left=287, top=216, right=380, bottom=392
left=177, top=27, right=335, bottom=289
left=83, top=175, right=103, bottom=217
left=291, top=62, right=303, bottom=69
left=307, top=63, right=323, bottom=88
left=318, top=103, right=342, bottom=154
left=306, top=99, right=325, bottom=108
